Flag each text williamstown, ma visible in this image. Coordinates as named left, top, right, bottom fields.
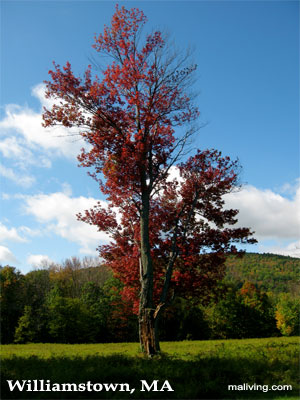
left=7, top=379, right=174, bottom=393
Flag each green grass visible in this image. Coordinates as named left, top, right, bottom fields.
left=1, top=337, right=299, bottom=399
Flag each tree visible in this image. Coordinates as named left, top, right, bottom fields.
left=43, top=5, right=255, bottom=355
left=0, top=266, right=25, bottom=343
left=80, top=281, right=110, bottom=342
left=24, top=269, right=51, bottom=307
left=14, top=305, right=50, bottom=344
left=46, top=287, right=94, bottom=343
left=204, top=282, right=277, bottom=339
left=275, top=294, right=300, bottom=336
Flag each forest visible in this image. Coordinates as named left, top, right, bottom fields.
left=1, top=253, right=299, bottom=345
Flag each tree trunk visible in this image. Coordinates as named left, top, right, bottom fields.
left=139, top=308, right=160, bottom=356
left=139, top=178, right=160, bottom=356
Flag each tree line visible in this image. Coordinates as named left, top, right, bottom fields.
left=1, top=255, right=299, bottom=345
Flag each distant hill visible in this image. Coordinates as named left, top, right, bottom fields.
left=224, top=253, right=300, bottom=296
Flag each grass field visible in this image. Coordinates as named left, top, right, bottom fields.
left=1, top=337, right=299, bottom=399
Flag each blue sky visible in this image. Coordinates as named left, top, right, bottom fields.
left=0, top=0, right=299, bottom=273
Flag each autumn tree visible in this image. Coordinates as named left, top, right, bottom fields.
left=275, top=294, right=300, bottom=336
left=43, top=5, right=255, bottom=355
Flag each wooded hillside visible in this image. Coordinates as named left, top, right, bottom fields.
left=224, top=253, right=300, bottom=295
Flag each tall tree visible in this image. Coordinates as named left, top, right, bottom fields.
left=43, top=5, right=255, bottom=355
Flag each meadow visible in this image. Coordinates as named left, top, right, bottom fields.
left=1, top=337, right=299, bottom=399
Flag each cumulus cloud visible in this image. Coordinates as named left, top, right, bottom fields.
left=22, top=188, right=110, bottom=255
left=0, top=83, right=87, bottom=172
left=0, top=83, right=93, bottom=191
left=0, top=137, right=51, bottom=169
left=0, top=246, right=19, bottom=265
left=0, top=222, right=27, bottom=243
left=224, top=184, right=300, bottom=241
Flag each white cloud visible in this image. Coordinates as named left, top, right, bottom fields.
left=0, top=163, right=36, bottom=188
left=27, top=254, right=54, bottom=268
left=0, top=137, right=51, bottom=169
left=0, top=246, right=19, bottom=265
left=0, top=136, right=29, bottom=159
left=22, top=189, right=110, bottom=255
left=31, top=83, right=58, bottom=110
left=0, top=83, right=90, bottom=191
left=224, top=184, right=300, bottom=241
left=0, top=222, right=27, bottom=243
left=0, top=84, right=86, bottom=159
left=18, top=226, right=41, bottom=237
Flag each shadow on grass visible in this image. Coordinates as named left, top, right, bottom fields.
left=1, top=353, right=298, bottom=399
